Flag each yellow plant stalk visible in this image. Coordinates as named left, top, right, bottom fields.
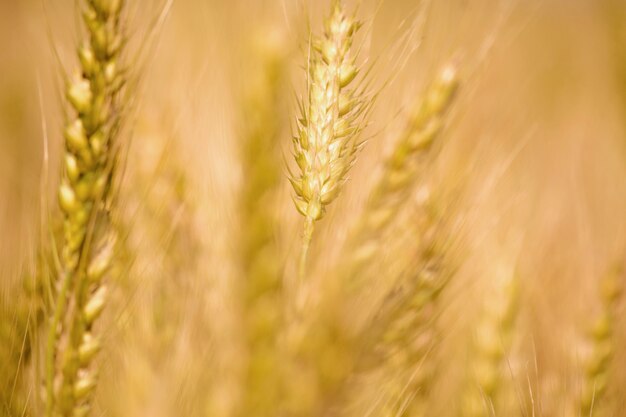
left=45, top=0, right=126, bottom=415
left=291, top=0, right=367, bottom=277
left=238, top=33, right=286, bottom=417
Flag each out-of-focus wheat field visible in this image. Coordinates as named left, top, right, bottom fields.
left=1, top=0, right=626, bottom=416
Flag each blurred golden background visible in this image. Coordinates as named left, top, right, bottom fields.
left=1, top=0, right=625, bottom=416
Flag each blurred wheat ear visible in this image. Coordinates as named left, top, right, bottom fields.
left=460, top=266, right=519, bottom=417
left=342, top=64, right=458, bottom=288
left=578, top=264, right=623, bottom=416
left=362, top=212, right=455, bottom=417
left=236, top=30, right=288, bottom=417
left=326, top=62, right=460, bottom=413
left=44, top=0, right=127, bottom=415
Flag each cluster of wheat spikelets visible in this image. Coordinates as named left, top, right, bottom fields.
left=1, top=0, right=626, bottom=417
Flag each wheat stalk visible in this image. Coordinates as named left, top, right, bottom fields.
left=290, top=0, right=367, bottom=278
left=44, top=1, right=126, bottom=415
left=238, top=33, right=286, bottom=417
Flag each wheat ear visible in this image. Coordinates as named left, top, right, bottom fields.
left=461, top=267, right=519, bottom=417
left=310, top=68, right=459, bottom=414
left=325, top=194, right=451, bottom=417
left=374, top=241, right=450, bottom=417
left=238, top=35, right=286, bottom=417
left=291, top=0, right=366, bottom=278
left=346, top=65, right=458, bottom=278
left=44, top=1, right=126, bottom=416
left=579, top=265, right=623, bottom=416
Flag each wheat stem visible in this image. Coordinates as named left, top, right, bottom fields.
left=237, top=32, right=287, bottom=417
left=298, top=216, right=315, bottom=281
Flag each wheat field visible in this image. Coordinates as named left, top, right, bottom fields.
left=1, top=0, right=625, bottom=416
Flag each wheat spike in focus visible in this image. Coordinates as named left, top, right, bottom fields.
left=291, top=0, right=367, bottom=277
left=44, top=0, right=126, bottom=416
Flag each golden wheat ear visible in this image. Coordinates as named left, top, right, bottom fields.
left=344, top=64, right=459, bottom=286
left=290, top=1, right=371, bottom=278
left=44, top=0, right=127, bottom=416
